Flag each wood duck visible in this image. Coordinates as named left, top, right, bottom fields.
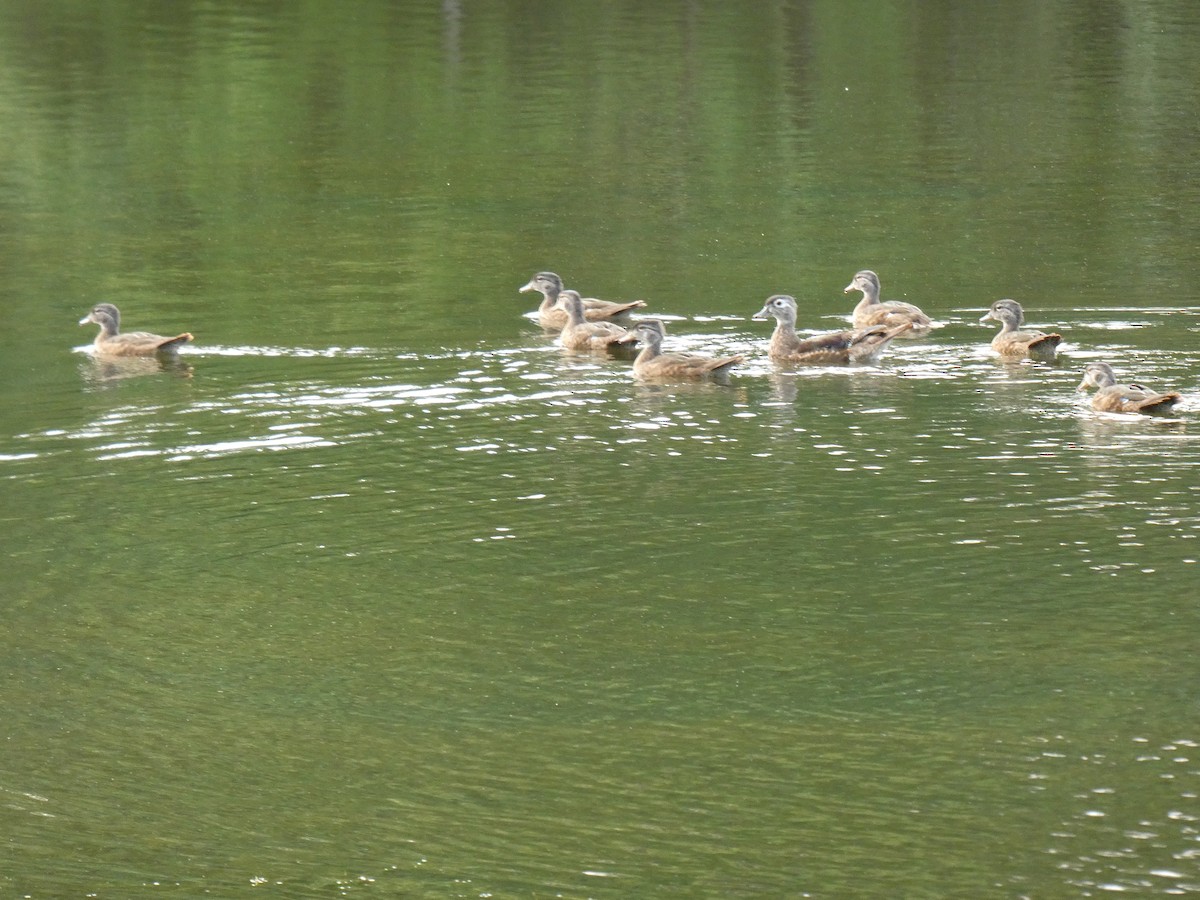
left=1077, top=362, right=1181, bottom=414
left=843, top=270, right=931, bottom=336
left=556, top=290, right=636, bottom=350
left=753, top=294, right=911, bottom=364
left=979, top=298, right=1061, bottom=360
left=616, top=319, right=742, bottom=379
left=519, top=271, right=645, bottom=329
left=79, top=303, right=193, bottom=356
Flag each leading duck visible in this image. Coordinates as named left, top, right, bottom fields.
left=79, top=303, right=193, bottom=357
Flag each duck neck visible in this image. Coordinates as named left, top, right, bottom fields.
left=561, top=297, right=586, bottom=327
left=539, top=285, right=561, bottom=315
left=635, top=337, right=663, bottom=363
left=996, top=315, right=1019, bottom=334
left=858, top=281, right=881, bottom=307
left=771, top=315, right=798, bottom=349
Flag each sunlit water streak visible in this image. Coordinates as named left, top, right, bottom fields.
left=26, top=322, right=1200, bottom=609
left=26, top=319, right=1200, bottom=482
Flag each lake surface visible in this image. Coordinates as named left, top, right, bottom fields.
left=3, top=1, right=1200, bottom=896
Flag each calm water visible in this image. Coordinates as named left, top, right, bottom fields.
left=2, top=2, right=1200, bottom=897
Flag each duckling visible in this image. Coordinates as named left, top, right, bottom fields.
left=979, top=298, right=1062, bottom=360
left=753, top=294, right=911, bottom=364
left=79, top=303, right=193, bottom=357
left=616, top=319, right=742, bottom=379
left=1077, top=362, right=1181, bottom=414
left=843, top=270, right=931, bottom=336
left=519, top=271, right=646, bottom=329
left=556, top=290, right=635, bottom=351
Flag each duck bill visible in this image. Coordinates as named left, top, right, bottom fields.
left=79, top=314, right=94, bottom=326
left=843, top=282, right=855, bottom=294
left=518, top=280, right=536, bottom=293
left=616, top=331, right=640, bottom=345
left=978, top=311, right=994, bottom=323
left=751, top=305, right=773, bottom=320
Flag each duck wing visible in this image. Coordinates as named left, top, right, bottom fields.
left=582, top=298, right=646, bottom=319
left=101, top=331, right=193, bottom=357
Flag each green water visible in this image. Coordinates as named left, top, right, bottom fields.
left=3, top=2, right=1199, bottom=897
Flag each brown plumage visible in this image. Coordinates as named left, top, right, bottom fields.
left=617, top=319, right=742, bottom=379
left=843, top=270, right=931, bottom=336
left=79, top=303, right=193, bottom=357
left=1077, top=362, right=1181, bottom=414
left=556, top=290, right=635, bottom=351
left=979, top=299, right=1061, bottom=361
left=753, top=294, right=911, bottom=364
left=519, top=271, right=645, bottom=329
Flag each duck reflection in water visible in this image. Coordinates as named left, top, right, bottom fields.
left=80, top=354, right=194, bottom=386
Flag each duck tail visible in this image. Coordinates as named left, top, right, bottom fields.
left=1135, top=392, right=1181, bottom=413
left=881, top=321, right=914, bottom=343
left=708, top=355, right=744, bottom=373
left=1029, top=333, right=1062, bottom=350
left=156, top=333, right=194, bottom=353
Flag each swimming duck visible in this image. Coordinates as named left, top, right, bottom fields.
left=79, top=303, right=193, bottom=356
left=843, top=270, right=931, bottom=336
left=617, top=319, right=742, bottom=379
left=1077, top=362, right=1181, bottom=414
left=519, top=271, right=646, bottom=329
left=556, top=290, right=635, bottom=351
left=753, top=294, right=911, bottom=364
left=979, top=299, right=1061, bottom=360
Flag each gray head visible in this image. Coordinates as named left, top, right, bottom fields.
left=554, top=288, right=587, bottom=317
left=80, top=303, right=121, bottom=331
left=1077, top=362, right=1117, bottom=392
left=519, top=271, right=563, bottom=297
left=625, top=318, right=665, bottom=346
left=753, top=294, right=798, bottom=324
left=979, top=298, right=1025, bottom=326
left=844, top=270, right=881, bottom=298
